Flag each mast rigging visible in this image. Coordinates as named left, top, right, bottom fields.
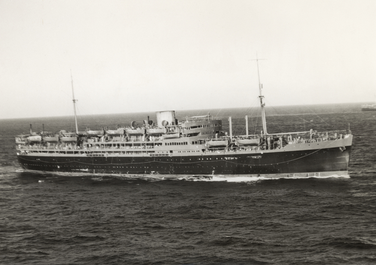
left=70, top=70, right=79, bottom=134
left=254, top=57, right=268, bottom=135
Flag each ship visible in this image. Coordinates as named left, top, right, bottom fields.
left=15, top=62, right=353, bottom=179
left=361, top=104, right=376, bottom=111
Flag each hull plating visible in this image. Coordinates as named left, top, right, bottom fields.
left=17, top=146, right=351, bottom=177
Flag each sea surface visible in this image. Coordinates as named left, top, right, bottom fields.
left=1, top=103, right=376, bottom=265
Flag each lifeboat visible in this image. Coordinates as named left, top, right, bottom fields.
left=147, top=127, right=166, bottom=135
left=59, top=131, right=77, bottom=142
left=126, top=128, right=145, bottom=135
left=235, top=138, right=259, bottom=146
left=86, top=129, right=104, bottom=136
left=206, top=139, right=228, bottom=148
left=60, top=135, right=77, bottom=142
left=77, top=131, right=88, bottom=136
left=15, top=135, right=29, bottom=145
left=106, top=128, right=125, bottom=136
left=163, top=132, right=180, bottom=139
left=27, top=135, right=42, bottom=143
left=43, top=135, right=59, bottom=143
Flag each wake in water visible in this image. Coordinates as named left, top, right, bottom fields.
left=14, top=168, right=350, bottom=183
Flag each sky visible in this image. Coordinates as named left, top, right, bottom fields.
left=0, top=0, right=375, bottom=119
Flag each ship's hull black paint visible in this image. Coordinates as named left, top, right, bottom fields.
left=18, top=146, right=352, bottom=175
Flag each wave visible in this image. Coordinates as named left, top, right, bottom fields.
left=320, top=236, right=376, bottom=250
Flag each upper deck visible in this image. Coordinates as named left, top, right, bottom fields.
left=15, top=110, right=353, bottom=158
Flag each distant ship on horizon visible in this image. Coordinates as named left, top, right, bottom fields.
left=361, top=103, right=376, bottom=111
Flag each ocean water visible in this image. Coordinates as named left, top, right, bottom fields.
left=1, top=103, right=376, bottom=265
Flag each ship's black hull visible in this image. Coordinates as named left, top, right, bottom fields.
left=17, top=145, right=351, bottom=177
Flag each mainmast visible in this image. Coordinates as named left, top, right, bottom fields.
left=70, top=71, right=79, bottom=134
left=256, top=58, right=268, bottom=135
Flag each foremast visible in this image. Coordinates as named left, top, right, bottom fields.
left=256, top=58, right=268, bottom=135
left=70, top=71, right=79, bottom=134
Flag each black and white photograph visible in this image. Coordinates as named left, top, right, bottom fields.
left=0, top=0, right=375, bottom=264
